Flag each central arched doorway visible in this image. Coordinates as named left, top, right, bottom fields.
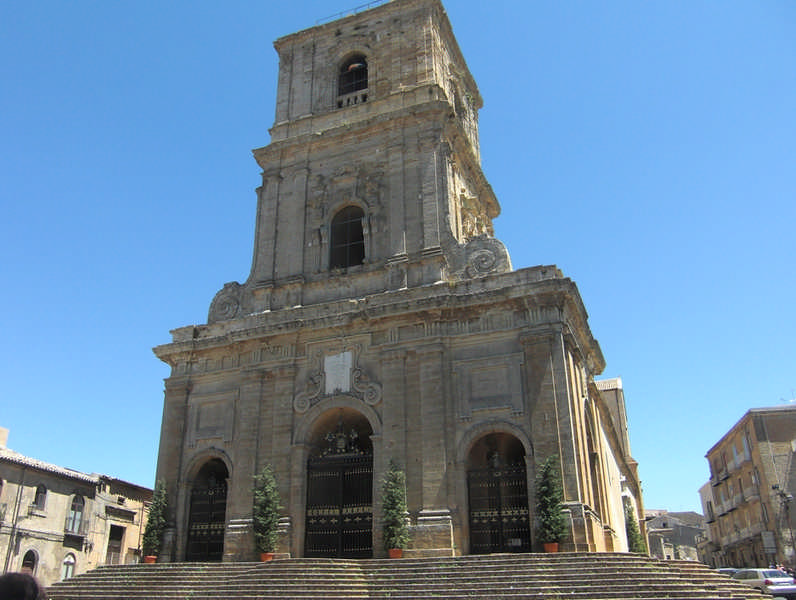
left=305, top=408, right=373, bottom=558
left=467, top=432, right=531, bottom=554
left=186, top=458, right=228, bottom=561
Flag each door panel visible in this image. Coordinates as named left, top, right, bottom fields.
left=306, top=454, right=373, bottom=558
left=468, top=464, right=530, bottom=554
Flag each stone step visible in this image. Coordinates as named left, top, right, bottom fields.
left=47, top=553, right=767, bottom=600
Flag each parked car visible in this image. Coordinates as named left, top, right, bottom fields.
left=768, top=584, right=796, bottom=600
left=731, top=568, right=795, bottom=594
left=717, top=567, right=738, bottom=576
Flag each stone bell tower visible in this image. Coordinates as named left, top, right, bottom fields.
left=208, top=0, right=510, bottom=323
left=154, top=0, right=642, bottom=562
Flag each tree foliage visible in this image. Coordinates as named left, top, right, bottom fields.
left=142, top=480, right=167, bottom=556
left=381, top=460, right=410, bottom=550
left=535, top=456, right=567, bottom=544
left=253, top=465, right=283, bottom=553
left=625, top=505, right=647, bottom=553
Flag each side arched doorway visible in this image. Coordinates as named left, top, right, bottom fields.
left=186, top=458, right=229, bottom=561
left=21, top=549, right=37, bottom=575
left=305, top=408, right=373, bottom=558
left=467, top=433, right=531, bottom=554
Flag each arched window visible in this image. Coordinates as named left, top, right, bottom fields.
left=21, top=550, right=37, bottom=574
left=61, top=553, right=76, bottom=580
left=338, top=55, right=368, bottom=96
left=330, top=206, right=365, bottom=270
left=33, top=484, right=47, bottom=510
left=66, top=495, right=84, bottom=533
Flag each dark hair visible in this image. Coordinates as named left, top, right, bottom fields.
left=0, top=573, right=46, bottom=600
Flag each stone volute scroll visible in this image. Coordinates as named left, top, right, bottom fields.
left=293, top=349, right=382, bottom=413
left=208, top=281, right=245, bottom=323
left=464, top=236, right=511, bottom=278
left=446, top=234, right=512, bottom=280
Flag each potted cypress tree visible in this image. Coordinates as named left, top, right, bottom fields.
left=381, top=460, right=409, bottom=558
left=252, top=465, right=282, bottom=561
left=535, top=456, right=567, bottom=552
left=624, top=505, right=647, bottom=553
left=142, top=480, right=167, bottom=563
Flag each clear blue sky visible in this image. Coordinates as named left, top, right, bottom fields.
left=1, top=1, right=794, bottom=514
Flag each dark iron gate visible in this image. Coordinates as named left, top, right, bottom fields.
left=468, top=464, right=531, bottom=554
left=305, top=454, right=373, bottom=558
left=186, top=478, right=227, bottom=561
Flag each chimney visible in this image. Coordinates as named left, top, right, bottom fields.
left=0, top=427, right=8, bottom=448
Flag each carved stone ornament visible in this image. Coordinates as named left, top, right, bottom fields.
left=464, top=235, right=511, bottom=278
left=293, top=350, right=382, bottom=413
left=208, top=281, right=243, bottom=323
left=352, top=368, right=382, bottom=406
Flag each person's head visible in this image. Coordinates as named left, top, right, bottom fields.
left=0, top=572, right=46, bottom=600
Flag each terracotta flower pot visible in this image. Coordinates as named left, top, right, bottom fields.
left=388, top=548, right=403, bottom=559
left=543, top=542, right=559, bottom=553
left=260, top=552, right=275, bottom=562
left=143, top=555, right=157, bottom=564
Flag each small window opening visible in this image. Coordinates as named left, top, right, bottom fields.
left=33, top=484, right=47, bottom=509
left=339, top=55, right=368, bottom=96
left=330, top=206, right=365, bottom=270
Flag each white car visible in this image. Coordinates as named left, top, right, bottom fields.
left=731, top=568, right=795, bottom=594
left=768, top=583, right=796, bottom=600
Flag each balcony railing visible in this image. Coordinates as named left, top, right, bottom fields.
left=717, top=500, right=732, bottom=516
left=743, top=486, right=760, bottom=502
left=337, top=89, right=369, bottom=109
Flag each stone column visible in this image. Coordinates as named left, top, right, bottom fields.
left=413, top=340, right=454, bottom=556
left=155, top=374, right=191, bottom=563
left=222, top=369, right=266, bottom=561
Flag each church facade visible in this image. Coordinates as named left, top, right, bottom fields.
left=153, top=0, right=643, bottom=561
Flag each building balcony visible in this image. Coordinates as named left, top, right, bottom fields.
left=743, top=486, right=760, bottom=503
left=705, top=510, right=716, bottom=524
left=718, top=522, right=766, bottom=548
left=711, top=468, right=730, bottom=486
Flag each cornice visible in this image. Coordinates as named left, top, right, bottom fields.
left=154, top=265, right=602, bottom=364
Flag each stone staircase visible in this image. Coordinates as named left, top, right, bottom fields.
left=46, top=553, right=768, bottom=600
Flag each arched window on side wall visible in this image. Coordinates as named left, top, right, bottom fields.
left=330, top=206, right=365, bottom=270
left=66, top=495, right=84, bottom=534
left=61, top=553, right=76, bottom=580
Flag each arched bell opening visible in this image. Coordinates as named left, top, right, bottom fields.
left=466, top=432, right=531, bottom=554
left=186, top=458, right=229, bottom=562
left=305, top=408, right=374, bottom=558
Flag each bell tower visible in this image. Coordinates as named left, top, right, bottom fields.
left=209, top=0, right=510, bottom=323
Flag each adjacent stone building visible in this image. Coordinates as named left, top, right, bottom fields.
left=700, top=405, right=796, bottom=569
left=0, top=428, right=152, bottom=587
left=153, top=0, right=644, bottom=561
left=645, top=510, right=705, bottom=561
